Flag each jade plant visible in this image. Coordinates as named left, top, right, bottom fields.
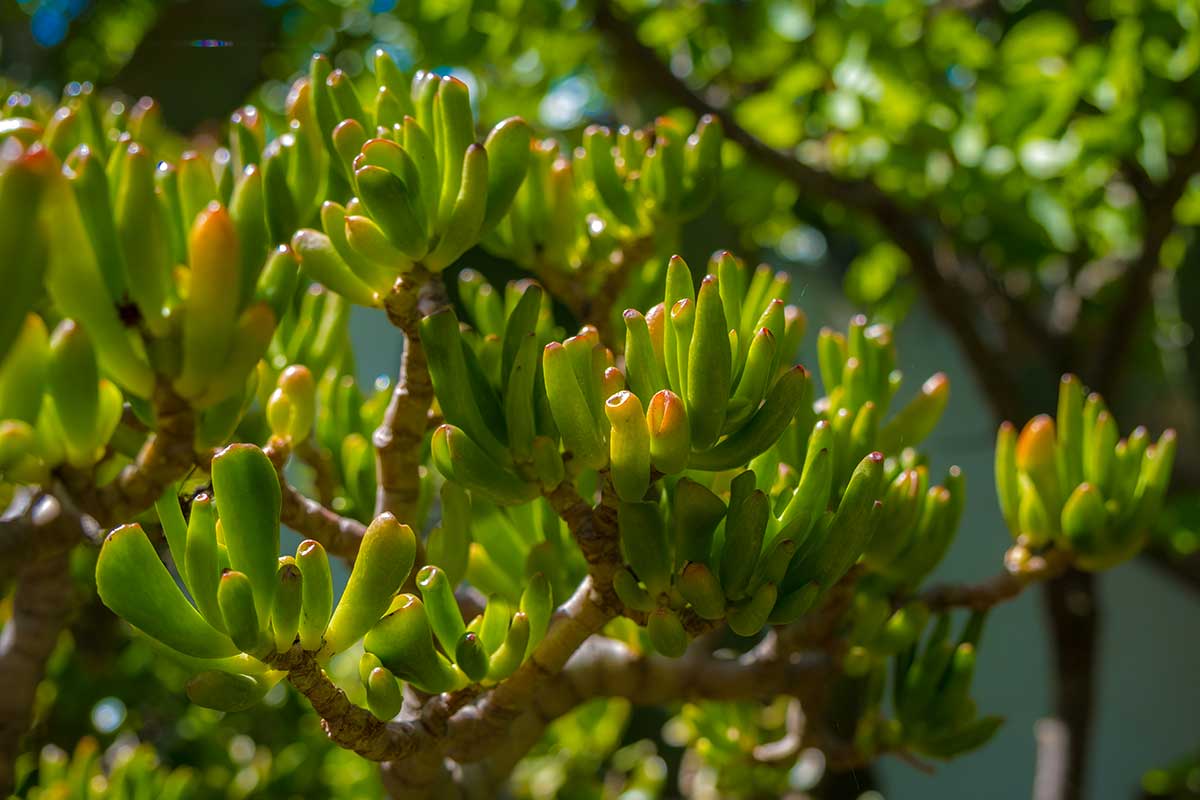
left=0, top=45, right=1181, bottom=800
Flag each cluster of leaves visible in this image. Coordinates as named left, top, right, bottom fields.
left=0, top=79, right=302, bottom=481
left=997, top=376, right=1177, bottom=571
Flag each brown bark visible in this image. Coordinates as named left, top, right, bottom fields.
left=0, top=548, right=76, bottom=795
left=279, top=476, right=367, bottom=560
left=373, top=271, right=448, bottom=528
left=267, top=647, right=402, bottom=762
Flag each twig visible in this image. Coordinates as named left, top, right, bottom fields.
left=531, top=266, right=589, bottom=324
left=528, top=233, right=654, bottom=344
left=265, top=646, right=408, bottom=761
left=562, top=634, right=830, bottom=706
left=917, top=538, right=1085, bottom=795
left=268, top=578, right=850, bottom=798
left=0, top=495, right=91, bottom=795
left=919, top=548, right=1071, bottom=611
left=336, top=589, right=627, bottom=772
left=894, top=750, right=937, bottom=775
left=279, top=480, right=366, bottom=560
left=294, top=438, right=338, bottom=507
left=543, top=478, right=621, bottom=585
left=0, top=553, right=75, bottom=795
left=373, top=269, right=448, bottom=530
left=373, top=577, right=621, bottom=797
left=542, top=475, right=661, bottom=629
left=264, top=440, right=366, bottom=560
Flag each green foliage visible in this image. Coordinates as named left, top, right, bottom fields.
left=22, top=738, right=195, bottom=800
left=1142, top=749, right=1200, bottom=799
left=997, top=376, right=1177, bottom=570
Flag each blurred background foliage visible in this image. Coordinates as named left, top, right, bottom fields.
left=2, top=0, right=1199, bottom=798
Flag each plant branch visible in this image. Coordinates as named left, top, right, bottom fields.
left=776, top=565, right=865, bottom=655
left=266, top=646, right=408, bottom=762
left=915, top=537, right=1089, bottom=798
left=435, top=476, right=630, bottom=769
left=294, top=438, right=338, bottom=507
left=264, top=439, right=366, bottom=560
left=265, top=505, right=869, bottom=800
left=449, top=571, right=875, bottom=792
left=392, top=629, right=836, bottom=795
left=559, top=632, right=831, bottom=706
left=918, top=547, right=1071, bottom=611
left=373, top=269, right=448, bottom=532
left=914, top=542, right=1093, bottom=800
left=280, top=479, right=367, bottom=560
left=543, top=477, right=621, bottom=586
left=0, top=495, right=92, bottom=795
left=58, top=383, right=197, bottom=527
